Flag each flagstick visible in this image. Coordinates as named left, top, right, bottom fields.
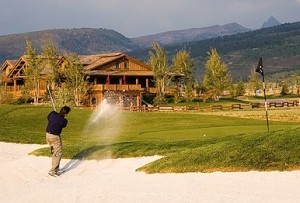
left=256, top=57, right=270, bottom=132
left=262, top=74, right=270, bottom=131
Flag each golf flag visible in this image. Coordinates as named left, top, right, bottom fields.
left=256, top=57, right=264, bottom=76
left=255, top=57, right=269, bottom=131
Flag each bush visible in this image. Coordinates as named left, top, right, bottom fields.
left=0, top=91, right=15, bottom=104
left=281, top=83, right=289, bottom=95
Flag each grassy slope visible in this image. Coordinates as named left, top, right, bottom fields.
left=138, top=129, right=300, bottom=173
left=0, top=105, right=300, bottom=173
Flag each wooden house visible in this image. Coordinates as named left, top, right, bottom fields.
left=82, top=53, right=155, bottom=107
left=1, top=53, right=158, bottom=107
left=1, top=58, right=23, bottom=98
left=1, top=56, right=61, bottom=99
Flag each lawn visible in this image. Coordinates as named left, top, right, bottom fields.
left=1, top=104, right=300, bottom=173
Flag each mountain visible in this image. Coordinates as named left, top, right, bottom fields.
left=0, top=23, right=251, bottom=64
left=131, top=23, right=251, bottom=47
left=0, top=28, right=139, bottom=63
left=261, top=16, right=281, bottom=28
left=1, top=21, right=300, bottom=81
left=128, top=22, right=300, bottom=80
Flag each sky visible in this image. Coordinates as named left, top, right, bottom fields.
left=1, top=0, right=300, bottom=38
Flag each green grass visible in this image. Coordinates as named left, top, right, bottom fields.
left=0, top=104, right=300, bottom=173
left=137, top=129, right=300, bottom=173
left=166, top=97, right=252, bottom=107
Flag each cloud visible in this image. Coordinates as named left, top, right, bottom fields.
left=0, top=0, right=299, bottom=37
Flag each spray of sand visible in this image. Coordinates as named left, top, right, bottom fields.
left=84, top=99, right=123, bottom=158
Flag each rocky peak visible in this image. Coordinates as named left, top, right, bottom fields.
left=261, top=16, right=281, bottom=28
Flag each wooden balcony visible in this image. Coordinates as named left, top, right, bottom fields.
left=5, top=85, right=47, bottom=99
left=91, top=85, right=176, bottom=94
left=92, top=84, right=144, bottom=91
left=5, top=89, right=22, bottom=98
left=147, top=87, right=157, bottom=94
left=5, top=86, right=22, bottom=98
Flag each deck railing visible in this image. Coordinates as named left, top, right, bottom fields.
left=92, top=84, right=143, bottom=91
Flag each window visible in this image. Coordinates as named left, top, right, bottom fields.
left=116, top=62, right=120, bottom=69
left=124, top=61, right=129, bottom=69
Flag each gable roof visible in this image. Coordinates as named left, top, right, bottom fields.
left=1, top=53, right=155, bottom=80
left=5, top=55, right=63, bottom=79
left=1, top=60, right=18, bottom=81
left=80, top=53, right=122, bottom=68
left=6, top=56, right=27, bottom=79
left=84, top=52, right=152, bottom=71
left=0, top=60, right=18, bottom=71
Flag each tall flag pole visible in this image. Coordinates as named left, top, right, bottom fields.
left=256, top=57, right=270, bottom=131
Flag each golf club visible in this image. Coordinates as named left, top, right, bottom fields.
left=47, top=84, right=57, bottom=112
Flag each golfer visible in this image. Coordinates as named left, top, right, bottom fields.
left=46, top=106, right=71, bottom=176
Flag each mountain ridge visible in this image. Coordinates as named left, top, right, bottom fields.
left=0, top=22, right=251, bottom=64
left=1, top=18, right=299, bottom=81
left=0, top=28, right=139, bottom=63
left=131, top=23, right=251, bottom=46
left=128, top=22, right=300, bottom=80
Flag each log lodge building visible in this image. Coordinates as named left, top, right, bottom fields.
left=0, top=53, right=162, bottom=107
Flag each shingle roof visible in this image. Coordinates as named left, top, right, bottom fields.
left=0, top=60, right=18, bottom=71
left=82, top=53, right=124, bottom=70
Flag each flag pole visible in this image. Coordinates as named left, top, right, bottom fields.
left=262, top=73, right=270, bottom=131
left=256, top=57, right=269, bottom=131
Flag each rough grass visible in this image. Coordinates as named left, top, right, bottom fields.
left=201, top=108, right=300, bottom=122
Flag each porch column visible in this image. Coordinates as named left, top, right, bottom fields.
left=13, top=79, right=17, bottom=98
left=135, top=78, right=139, bottom=85
left=146, top=78, right=149, bottom=89
left=137, top=95, right=140, bottom=107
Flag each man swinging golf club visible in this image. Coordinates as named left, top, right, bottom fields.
left=46, top=106, right=71, bottom=177
left=46, top=85, right=71, bottom=176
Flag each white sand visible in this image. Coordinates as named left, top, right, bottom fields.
left=1, top=142, right=300, bottom=203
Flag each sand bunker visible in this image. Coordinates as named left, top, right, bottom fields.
left=1, top=142, right=300, bottom=203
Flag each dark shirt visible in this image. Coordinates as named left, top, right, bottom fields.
left=46, top=111, right=68, bottom=136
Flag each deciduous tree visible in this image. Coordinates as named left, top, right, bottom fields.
left=63, top=53, right=89, bottom=106
left=149, top=42, right=173, bottom=105
left=41, top=39, right=60, bottom=86
left=247, top=66, right=261, bottom=95
left=24, top=40, right=43, bottom=104
left=172, top=49, right=195, bottom=102
left=230, top=79, right=245, bottom=97
left=202, top=48, right=232, bottom=100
